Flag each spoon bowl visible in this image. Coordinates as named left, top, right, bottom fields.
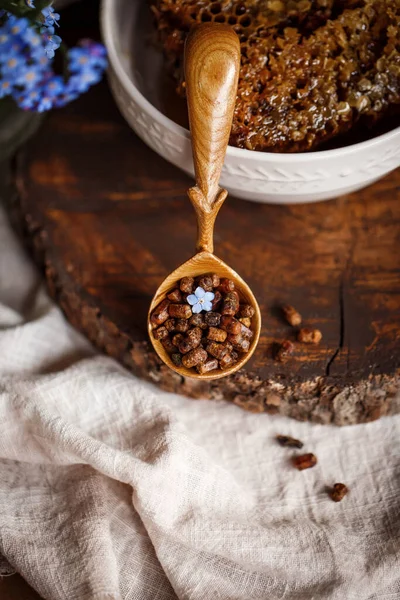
left=148, top=251, right=261, bottom=379
left=147, top=23, right=261, bottom=379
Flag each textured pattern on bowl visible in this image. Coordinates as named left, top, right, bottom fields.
left=101, top=0, right=400, bottom=204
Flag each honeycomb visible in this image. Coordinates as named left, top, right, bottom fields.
left=150, top=0, right=400, bottom=152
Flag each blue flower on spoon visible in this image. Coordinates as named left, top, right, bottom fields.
left=187, top=287, right=215, bottom=313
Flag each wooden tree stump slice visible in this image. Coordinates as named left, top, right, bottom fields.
left=7, top=83, right=400, bottom=425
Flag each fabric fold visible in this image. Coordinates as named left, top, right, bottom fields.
left=0, top=204, right=399, bottom=600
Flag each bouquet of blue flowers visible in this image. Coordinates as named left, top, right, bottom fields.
left=0, top=0, right=107, bottom=112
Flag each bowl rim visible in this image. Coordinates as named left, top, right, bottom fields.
left=101, top=0, right=400, bottom=163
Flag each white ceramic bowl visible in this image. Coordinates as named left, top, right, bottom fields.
left=101, top=0, right=400, bottom=204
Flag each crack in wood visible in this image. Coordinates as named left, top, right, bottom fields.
left=3, top=79, right=399, bottom=425
left=326, top=278, right=345, bottom=376
left=325, top=225, right=358, bottom=377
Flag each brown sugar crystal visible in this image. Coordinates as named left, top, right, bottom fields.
left=197, top=275, right=214, bottom=292
left=182, top=347, right=208, bottom=368
left=220, top=315, right=241, bottom=335
left=219, top=353, right=235, bottom=370
left=282, top=304, right=302, bottom=327
left=168, top=304, right=192, bottom=319
left=178, top=338, right=192, bottom=354
left=172, top=333, right=184, bottom=347
left=171, top=353, right=182, bottom=367
left=275, top=340, right=294, bottom=362
left=221, top=291, right=239, bottom=316
left=239, top=322, right=253, bottom=339
left=150, top=298, right=170, bottom=326
left=211, top=274, right=220, bottom=288
left=196, top=358, right=219, bottom=374
left=239, top=305, right=255, bottom=319
left=218, top=278, right=235, bottom=294
left=329, top=483, right=349, bottom=503
left=179, top=277, right=194, bottom=293
left=239, top=317, right=251, bottom=328
left=207, top=327, right=228, bottom=342
left=161, top=337, right=176, bottom=354
left=153, top=326, right=169, bottom=341
left=186, top=326, right=202, bottom=348
left=167, top=288, right=183, bottom=302
left=228, top=334, right=250, bottom=352
left=151, top=0, right=400, bottom=152
left=211, top=290, right=222, bottom=311
left=165, top=318, right=176, bottom=332
left=298, top=328, right=322, bottom=344
left=189, top=313, right=207, bottom=329
left=222, top=340, right=233, bottom=353
left=276, top=435, right=303, bottom=449
left=204, top=311, right=221, bottom=327
left=175, top=318, right=189, bottom=333
left=206, top=341, right=229, bottom=360
left=292, top=453, right=317, bottom=471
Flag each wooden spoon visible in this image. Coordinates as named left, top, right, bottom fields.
left=147, top=23, right=261, bottom=380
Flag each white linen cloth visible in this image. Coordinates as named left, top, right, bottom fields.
left=0, top=200, right=399, bottom=600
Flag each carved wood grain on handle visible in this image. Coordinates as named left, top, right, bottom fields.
left=185, top=23, right=240, bottom=253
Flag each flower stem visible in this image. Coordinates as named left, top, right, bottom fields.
left=59, top=42, right=69, bottom=81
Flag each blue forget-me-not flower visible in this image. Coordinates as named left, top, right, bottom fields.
left=41, top=6, right=60, bottom=28
left=187, top=287, right=215, bottom=314
left=0, top=6, right=107, bottom=113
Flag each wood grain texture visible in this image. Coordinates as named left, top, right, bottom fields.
left=6, top=82, right=400, bottom=425
left=147, top=24, right=260, bottom=380
left=185, top=24, right=240, bottom=215
left=185, top=24, right=240, bottom=255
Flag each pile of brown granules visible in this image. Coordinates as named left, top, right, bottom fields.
left=150, top=0, right=400, bottom=152
left=150, top=274, right=255, bottom=374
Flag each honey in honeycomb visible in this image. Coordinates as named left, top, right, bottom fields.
left=150, top=0, right=400, bottom=152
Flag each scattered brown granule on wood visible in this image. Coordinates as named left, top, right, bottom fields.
left=297, top=328, right=322, bottom=344
left=275, top=340, right=295, bottom=362
left=282, top=304, right=302, bottom=327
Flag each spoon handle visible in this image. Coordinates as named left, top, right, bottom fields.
left=185, top=23, right=240, bottom=253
